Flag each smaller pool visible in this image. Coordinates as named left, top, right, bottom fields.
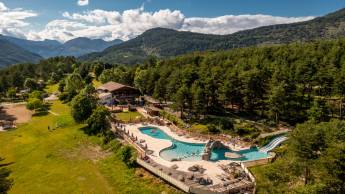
left=139, top=126, right=269, bottom=162
left=210, top=147, right=268, bottom=161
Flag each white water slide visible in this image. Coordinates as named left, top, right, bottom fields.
left=259, top=136, right=288, bottom=153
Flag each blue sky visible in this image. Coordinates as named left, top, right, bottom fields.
left=0, top=0, right=344, bottom=42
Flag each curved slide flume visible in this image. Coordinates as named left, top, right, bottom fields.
left=259, top=136, right=288, bottom=153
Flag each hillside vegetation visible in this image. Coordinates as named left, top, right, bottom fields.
left=0, top=39, right=42, bottom=68
left=81, top=8, right=345, bottom=64
left=91, top=38, right=345, bottom=127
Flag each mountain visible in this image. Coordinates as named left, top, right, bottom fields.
left=0, top=35, right=123, bottom=58
left=80, top=8, right=345, bottom=64
left=0, top=35, right=62, bottom=58
left=0, top=39, right=42, bottom=68
left=55, top=37, right=123, bottom=57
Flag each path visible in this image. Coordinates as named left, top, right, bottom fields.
left=0, top=102, right=27, bottom=106
left=49, top=111, right=59, bottom=116
left=258, top=128, right=290, bottom=139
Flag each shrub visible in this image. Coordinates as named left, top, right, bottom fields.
left=207, top=124, right=220, bottom=134
left=58, top=92, right=69, bottom=102
left=160, top=110, right=185, bottom=128
left=86, top=106, right=110, bottom=134
left=119, top=145, right=137, bottom=167
left=71, top=93, right=97, bottom=123
left=29, top=90, right=43, bottom=100
left=234, top=123, right=259, bottom=138
left=26, top=98, right=44, bottom=111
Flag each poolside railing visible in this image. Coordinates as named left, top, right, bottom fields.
left=136, top=158, right=191, bottom=193
left=113, top=122, right=257, bottom=194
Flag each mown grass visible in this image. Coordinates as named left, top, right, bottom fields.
left=115, top=111, right=143, bottom=122
left=0, top=101, right=181, bottom=194
left=92, top=79, right=102, bottom=88
left=45, top=84, right=59, bottom=94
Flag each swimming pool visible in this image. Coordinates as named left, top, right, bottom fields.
left=139, top=126, right=269, bottom=162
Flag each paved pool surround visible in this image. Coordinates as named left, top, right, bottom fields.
left=140, top=126, right=269, bottom=162
left=125, top=123, right=269, bottom=185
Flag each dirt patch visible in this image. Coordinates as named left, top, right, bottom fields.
left=0, top=103, right=32, bottom=124
left=59, top=144, right=112, bottom=162
left=79, top=145, right=112, bottom=161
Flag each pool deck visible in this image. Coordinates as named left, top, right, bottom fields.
left=126, top=123, right=239, bottom=185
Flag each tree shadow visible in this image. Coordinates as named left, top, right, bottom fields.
left=79, top=126, right=97, bottom=136
left=32, top=111, right=49, bottom=117
left=0, top=161, right=15, bottom=167
left=0, top=157, right=13, bottom=192
left=0, top=106, right=17, bottom=122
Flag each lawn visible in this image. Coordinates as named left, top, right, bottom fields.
left=115, top=111, right=143, bottom=122
left=45, top=84, right=59, bottom=94
left=93, top=79, right=102, bottom=87
left=0, top=101, right=181, bottom=194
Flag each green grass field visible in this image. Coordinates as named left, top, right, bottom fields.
left=0, top=101, right=181, bottom=194
left=92, top=79, right=102, bottom=87
left=115, top=111, right=143, bottom=122
left=45, top=84, right=59, bottom=94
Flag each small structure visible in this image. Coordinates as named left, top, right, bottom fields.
left=98, top=92, right=113, bottom=105
left=0, top=120, right=15, bottom=130
left=225, top=152, right=244, bottom=159
left=145, top=106, right=161, bottom=117
left=97, top=81, right=140, bottom=104
left=144, top=95, right=161, bottom=107
left=44, top=94, right=58, bottom=102
left=144, top=95, right=173, bottom=108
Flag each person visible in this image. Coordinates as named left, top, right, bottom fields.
left=48, top=126, right=50, bottom=131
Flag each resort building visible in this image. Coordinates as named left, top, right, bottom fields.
left=97, top=81, right=140, bottom=105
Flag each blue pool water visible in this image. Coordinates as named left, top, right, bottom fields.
left=139, top=126, right=269, bottom=162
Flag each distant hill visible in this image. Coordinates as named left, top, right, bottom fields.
left=0, top=35, right=123, bottom=58
left=55, top=37, right=123, bottom=57
left=80, top=8, right=345, bottom=64
left=0, top=35, right=62, bottom=58
left=0, top=39, right=42, bottom=68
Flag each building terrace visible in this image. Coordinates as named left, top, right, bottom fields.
left=97, top=81, right=140, bottom=105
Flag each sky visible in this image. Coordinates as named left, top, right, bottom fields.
left=0, top=0, right=344, bottom=42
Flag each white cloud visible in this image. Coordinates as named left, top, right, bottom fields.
left=0, top=1, right=315, bottom=43
left=77, top=0, right=89, bottom=6
left=182, top=14, right=315, bottom=35
left=0, top=2, right=7, bottom=11
left=0, top=1, right=37, bottom=38
left=31, top=7, right=186, bottom=42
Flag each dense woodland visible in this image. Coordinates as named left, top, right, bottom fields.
left=94, top=38, right=345, bottom=126
left=1, top=37, right=345, bottom=194
left=0, top=57, right=77, bottom=92
left=3, top=38, right=345, bottom=124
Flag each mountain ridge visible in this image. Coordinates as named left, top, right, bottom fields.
left=0, top=35, right=123, bottom=58
left=80, top=7, right=345, bottom=64
left=0, top=39, right=43, bottom=68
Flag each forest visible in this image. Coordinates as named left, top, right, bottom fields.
left=2, top=38, right=345, bottom=125
left=0, top=36, right=345, bottom=194
left=97, top=38, right=345, bottom=126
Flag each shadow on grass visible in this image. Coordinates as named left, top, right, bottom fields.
left=0, top=161, right=15, bottom=167
left=43, top=103, right=52, bottom=110
left=0, top=157, right=13, bottom=193
left=32, top=103, right=53, bottom=117
left=32, top=111, right=49, bottom=117
left=79, top=126, right=98, bottom=136
left=0, top=106, right=17, bottom=121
